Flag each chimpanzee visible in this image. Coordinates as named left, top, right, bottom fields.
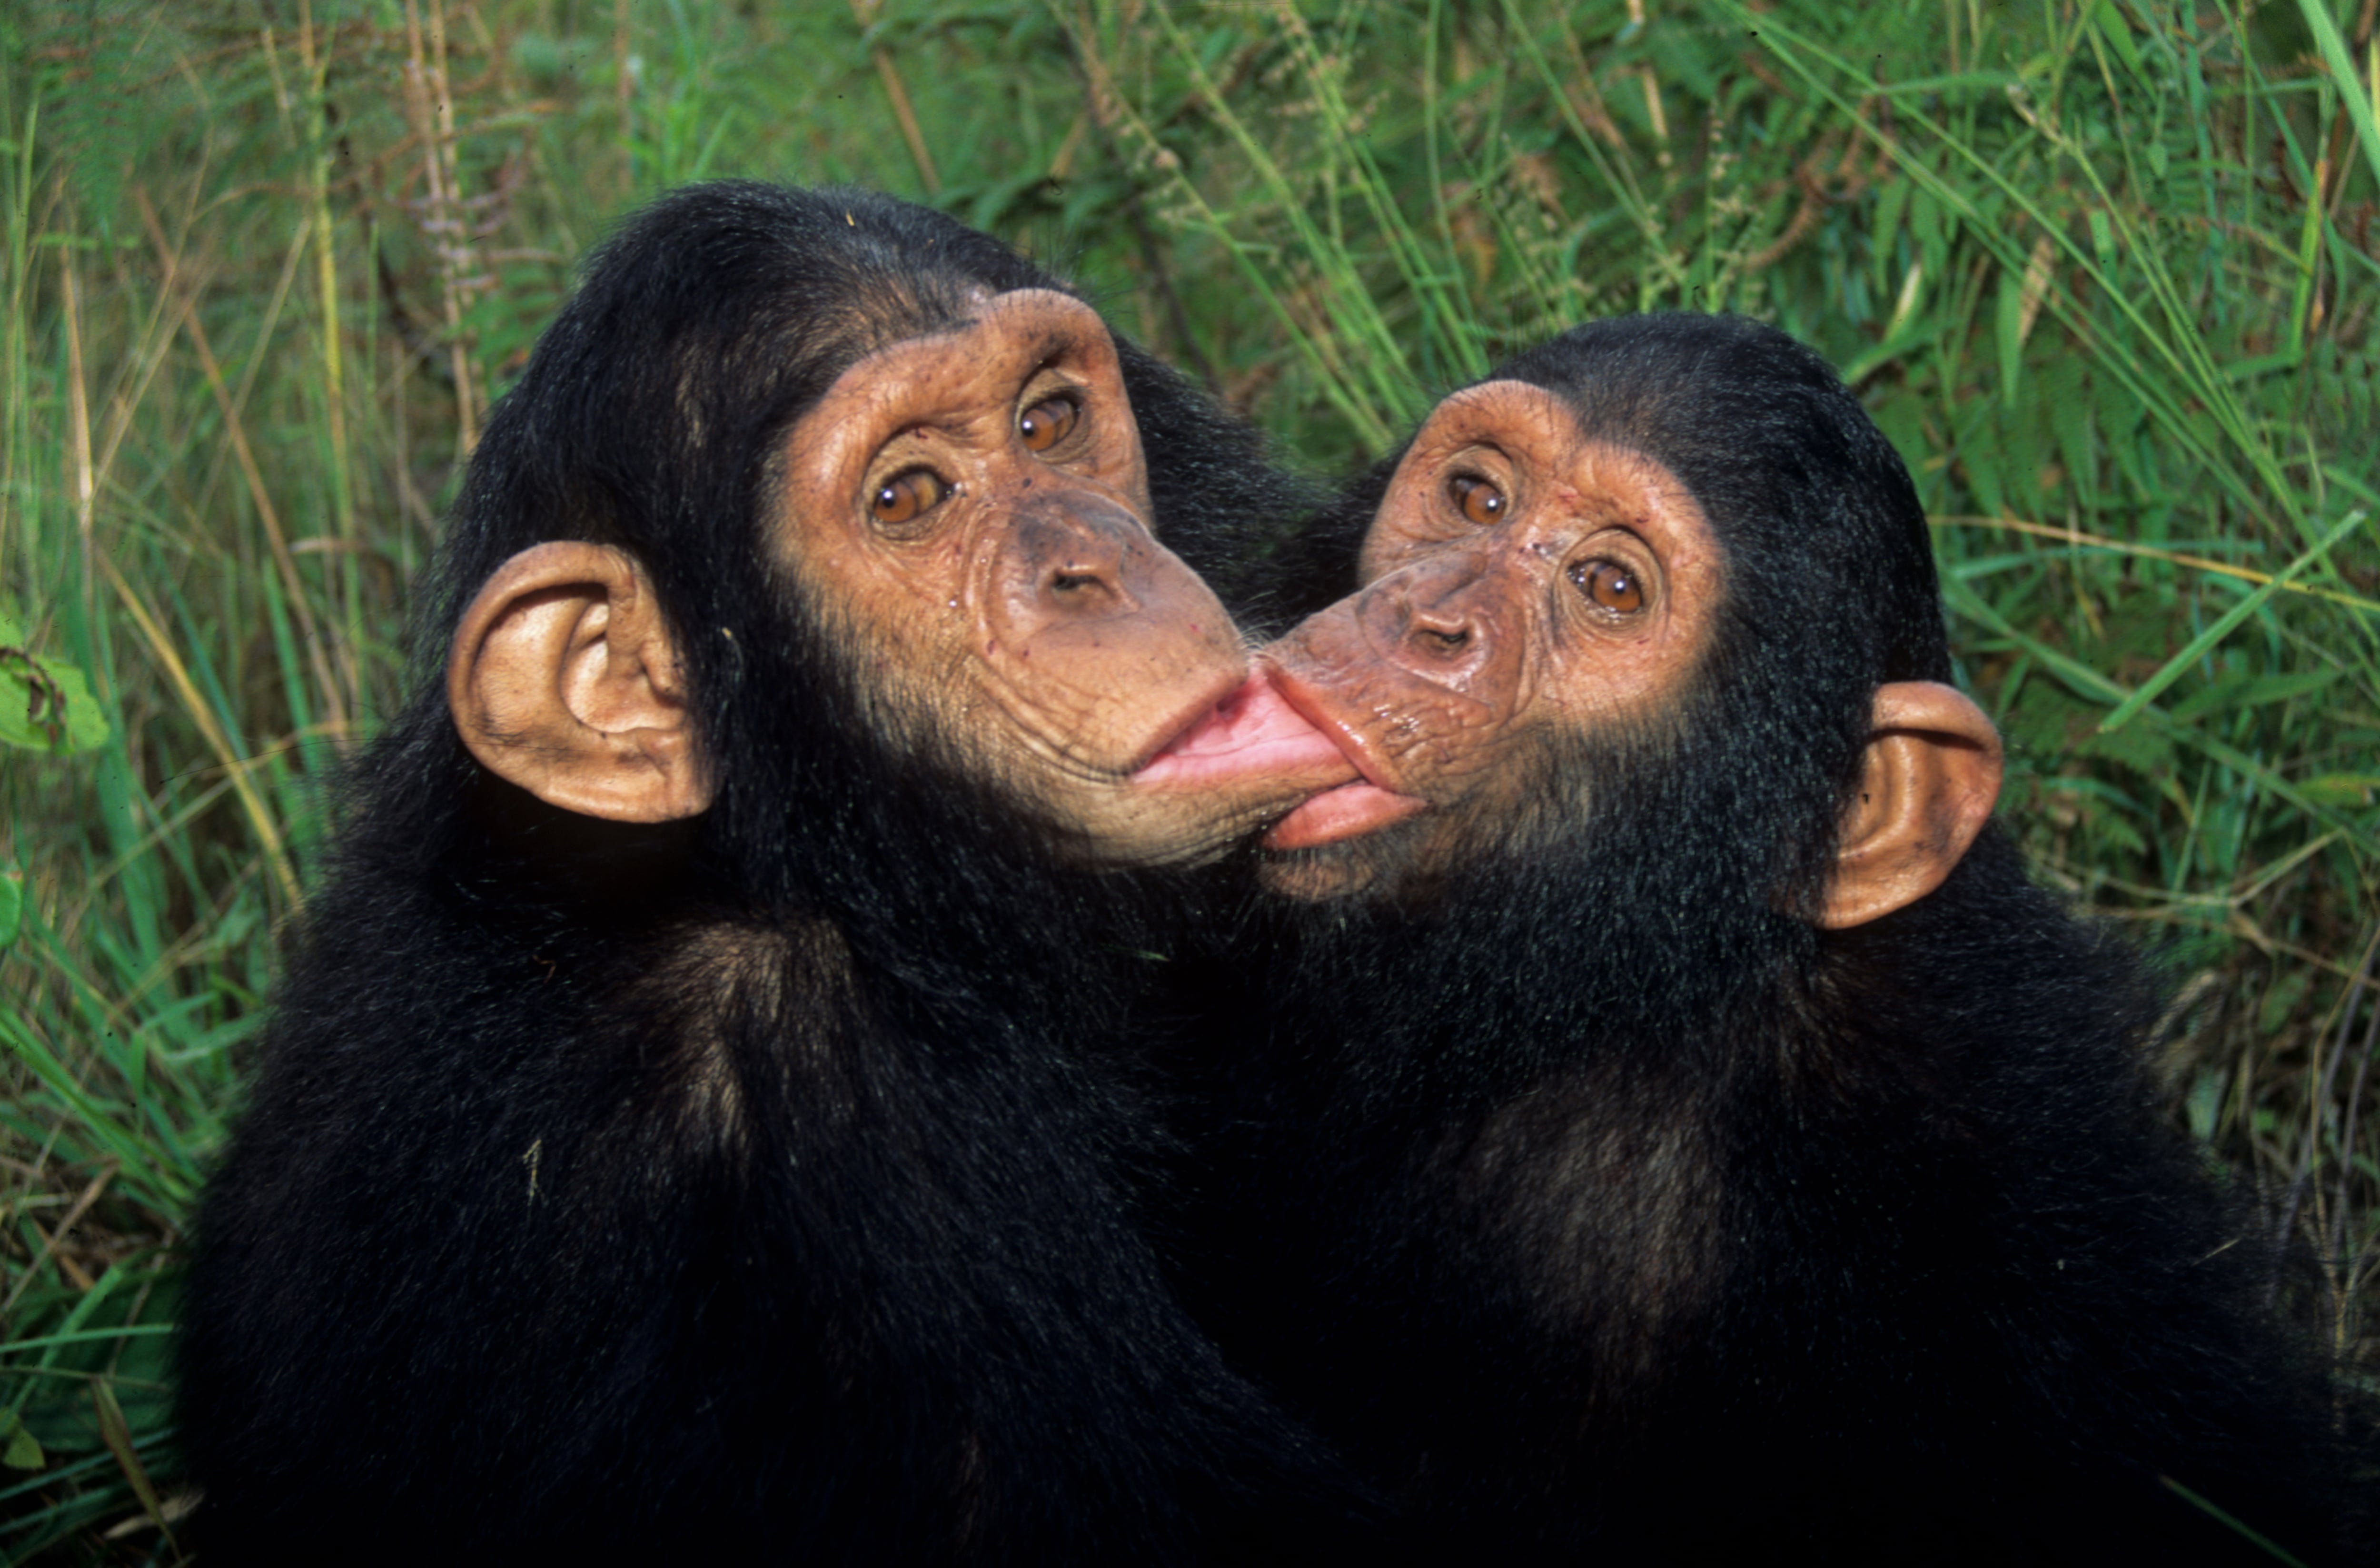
left=1164, top=313, right=2368, bottom=1562
left=176, top=182, right=1377, bottom=1563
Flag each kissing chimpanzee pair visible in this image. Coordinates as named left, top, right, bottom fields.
left=181, top=183, right=2367, bottom=1562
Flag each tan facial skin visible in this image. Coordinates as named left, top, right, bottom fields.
left=1262, top=378, right=2003, bottom=918
left=447, top=288, right=1355, bottom=868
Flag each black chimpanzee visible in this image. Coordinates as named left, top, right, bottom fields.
left=1165, top=313, right=2369, bottom=1562
left=177, top=182, right=1375, bottom=1563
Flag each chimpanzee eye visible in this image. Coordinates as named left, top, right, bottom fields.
left=1450, top=475, right=1506, bottom=526
left=1018, top=396, right=1080, bottom=453
left=1570, top=558, right=1645, bottom=615
left=869, top=468, right=948, bottom=526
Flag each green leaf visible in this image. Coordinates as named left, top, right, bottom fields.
left=1839, top=317, right=1938, bottom=386
left=1994, top=263, right=2024, bottom=410
left=2260, top=969, right=2313, bottom=1036
left=2167, top=668, right=2343, bottom=723
left=2040, top=356, right=2092, bottom=499
left=0, top=869, right=21, bottom=949
left=2084, top=807, right=2151, bottom=858
left=2301, top=774, right=2380, bottom=807
left=2082, top=717, right=2175, bottom=775
left=2186, top=1068, right=2226, bottom=1142
left=0, top=615, right=110, bottom=755
left=0, top=1409, right=41, bottom=1471
left=2226, top=349, right=2303, bottom=384
left=1909, top=184, right=1946, bottom=282
left=2091, top=0, right=2146, bottom=80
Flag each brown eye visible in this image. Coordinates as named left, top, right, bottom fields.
left=1018, top=395, right=1079, bottom=453
left=1451, top=475, right=1505, bottom=526
left=869, top=468, right=947, bottom=526
left=1571, top=558, right=1646, bottom=614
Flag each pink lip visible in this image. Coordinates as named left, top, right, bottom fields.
left=1256, top=664, right=1430, bottom=851
left=1129, top=673, right=1356, bottom=790
left=1260, top=780, right=1429, bottom=851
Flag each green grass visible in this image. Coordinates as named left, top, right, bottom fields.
left=1, top=0, right=2373, bottom=1557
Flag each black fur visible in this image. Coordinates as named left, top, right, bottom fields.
left=178, top=182, right=1361, bottom=1563
left=1168, top=314, right=2365, bottom=1562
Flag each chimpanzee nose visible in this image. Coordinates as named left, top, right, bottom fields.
left=1011, top=494, right=1140, bottom=617
left=1379, top=554, right=1490, bottom=666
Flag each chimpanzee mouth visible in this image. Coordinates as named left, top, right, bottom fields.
left=1257, top=670, right=1430, bottom=852
left=1260, top=781, right=1429, bottom=851
left=1129, top=674, right=1356, bottom=793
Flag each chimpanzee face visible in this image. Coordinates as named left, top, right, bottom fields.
left=776, top=287, right=1353, bottom=866
left=1257, top=369, right=1999, bottom=923
left=1259, top=379, right=1726, bottom=900
left=446, top=287, right=1355, bottom=871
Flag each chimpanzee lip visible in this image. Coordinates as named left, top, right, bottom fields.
left=1259, top=780, right=1429, bottom=851
left=1256, top=664, right=1431, bottom=851
left=1126, top=670, right=1354, bottom=791
left=1260, top=664, right=1410, bottom=795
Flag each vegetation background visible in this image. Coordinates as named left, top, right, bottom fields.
left=0, top=0, right=2373, bottom=1557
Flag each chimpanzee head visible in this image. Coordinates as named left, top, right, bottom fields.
left=395, top=182, right=1349, bottom=904
left=1259, top=315, right=2000, bottom=958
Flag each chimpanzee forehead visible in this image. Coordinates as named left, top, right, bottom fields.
left=774, top=287, right=1149, bottom=531
left=813, top=288, right=1126, bottom=424
left=1402, top=379, right=1697, bottom=496
left=1403, top=378, right=1578, bottom=466
left=1364, top=378, right=1721, bottom=586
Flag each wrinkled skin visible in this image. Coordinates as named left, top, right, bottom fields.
left=780, top=289, right=1269, bottom=861
left=1260, top=379, right=1723, bottom=898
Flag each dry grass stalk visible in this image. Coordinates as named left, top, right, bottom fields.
left=403, top=0, right=485, bottom=458
left=849, top=0, right=942, bottom=194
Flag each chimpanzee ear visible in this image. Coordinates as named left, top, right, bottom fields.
left=447, top=542, right=712, bottom=823
left=1818, top=681, right=2003, bottom=930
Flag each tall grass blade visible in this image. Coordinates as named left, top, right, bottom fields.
left=2294, top=0, right=2380, bottom=192
left=2100, top=510, right=2370, bottom=734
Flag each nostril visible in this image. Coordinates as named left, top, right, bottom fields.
left=1043, top=565, right=1121, bottom=607
left=1418, top=626, right=1469, bottom=652
left=1018, top=502, right=1135, bottom=612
